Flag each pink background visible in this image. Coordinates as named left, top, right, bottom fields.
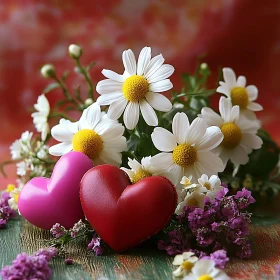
left=1, top=0, right=280, bottom=186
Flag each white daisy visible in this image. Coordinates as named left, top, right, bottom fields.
left=96, top=46, right=174, bottom=129
left=49, top=103, right=127, bottom=167
left=175, top=191, right=206, bottom=214
left=151, top=112, right=224, bottom=186
left=184, top=259, right=230, bottom=280
left=8, top=187, right=22, bottom=211
left=172, top=252, right=198, bottom=277
left=197, top=174, right=223, bottom=200
left=217, top=67, right=263, bottom=112
left=31, top=94, right=50, bottom=141
left=200, top=96, right=263, bottom=167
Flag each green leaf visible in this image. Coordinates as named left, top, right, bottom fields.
left=86, top=61, right=96, bottom=71
left=42, top=82, right=60, bottom=94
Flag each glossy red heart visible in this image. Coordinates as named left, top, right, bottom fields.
left=80, top=164, right=177, bottom=252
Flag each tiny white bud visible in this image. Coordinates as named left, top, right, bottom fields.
left=69, top=44, right=82, bottom=59
left=173, top=103, right=184, bottom=109
left=200, top=63, right=208, bottom=70
left=85, top=98, right=94, bottom=107
left=41, top=64, right=56, bottom=78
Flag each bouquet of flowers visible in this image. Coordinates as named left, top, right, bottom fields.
left=1, top=44, right=279, bottom=279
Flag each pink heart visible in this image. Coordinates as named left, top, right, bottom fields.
left=18, top=151, right=93, bottom=229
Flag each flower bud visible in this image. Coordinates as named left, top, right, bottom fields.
left=41, top=64, right=56, bottom=78
left=200, top=63, right=208, bottom=70
left=85, top=98, right=94, bottom=107
left=69, top=44, right=82, bottom=59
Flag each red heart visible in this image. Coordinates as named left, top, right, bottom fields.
left=80, top=165, right=177, bottom=252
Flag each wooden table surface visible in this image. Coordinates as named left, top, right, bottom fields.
left=1, top=214, right=280, bottom=280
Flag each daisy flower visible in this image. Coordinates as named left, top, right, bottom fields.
left=172, top=252, right=198, bottom=277
left=197, top=174, right=223, bottom=200
left=175, top=191, right=205, bottom=214
left=121, top=157, right=174, bottom=184
left=96, top=46, right=174, bottom=129
left=217, top=67, right=263, bottom=112
left=49, top=103, right=126, bottom=167
left=200, top=97, right=263, bottom=167
left=151, top=112, right=224, bottom=186
left=31, top=94, right=50, bottom=141
left=184, top=259, right=230, bottom=280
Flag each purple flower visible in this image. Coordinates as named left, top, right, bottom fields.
left=215, top=188, right=229, bottom=200
left=1, top=247, right=57, bottom=280
left=50, top=223, right=67, bottom=238
left=0, top=218, right=7, bottom=229
left=65, top=258, right=73, bottom=265
left=70, top=220, right=86, bottom=238
left=234, top=188, right=256, bottom=209
left=0, top=192, right=17, bottom=229
left=202, top=250, right=229, bottom=269
left=88, top=233, right=104, bottom=256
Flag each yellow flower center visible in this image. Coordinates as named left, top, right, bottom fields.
left=220, top=123, right=242, bottom=149
left=14, top=194, right=19, bottom=203
left=173, top=144, right=197, bottom=167
left=132, top=169, right=152, bottom=184
left=182, top=260, right=194, bottom=271
left=72, top=129, right=103, bottom=161
left=198, top=276, right=213, bottom=280
left=187, top=197, right=199, bottom=207
left=122, top=75, right=149, bottom=102
left=6, top=184, right=16, bottom=193
left=204, top=182, right=211, bottom=190
left=231, top=87, right=249, bottom=109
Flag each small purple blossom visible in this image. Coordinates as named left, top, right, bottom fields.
left=70, top=220, right=86, bottom=238
left=0, top=191, right=17, bottom=229
left=202, top=250, right=229, bottom=269
left=88, top=233, right=104, bottom=256
left=234, top=188, right=256, bottom=209
left=50, top=223, right=67, bottom=238
left=0, top=247, right=57, bottom=280
left=65, top=258, right=73, bottom=265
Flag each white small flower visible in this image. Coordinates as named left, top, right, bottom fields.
left=16, top=161, right=29, bottom=176
left=36, top=143, right=49, bottom=160
left=49, top=103, right=127, bottom=167
left=69, top=44, right=82, bottom=59
left=176, top=191, right=205, bottom=214
left=8, top=187, right=22, bottom=211
left=31, top=94, right=50, bottom=141
left=197, top=174, right=223, bottom=199
left=96, top=46, right=174, bottom=129
left=20, top=131, right=33, bottom=154
left=217, top=67, right=263, bottom=112
left=151, top=112, right=224, bottom=186
left=184, top=259, right=230, bottom=280
left=200, top=96, right=263, bottom=167
left=31, top=165, right=46, bottom=177
left=41, top=64, right=56, bottom=78
left=10, top=140, right=22, bottom=160
left=180, top=176, right=197, bottom=190
left=172, top=252, right=198, bottom=277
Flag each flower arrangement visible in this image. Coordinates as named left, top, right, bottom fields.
left=1, top=44, right=280, bottom=279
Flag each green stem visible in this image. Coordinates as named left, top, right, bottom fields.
left=75, top=59, right=94, bottom=99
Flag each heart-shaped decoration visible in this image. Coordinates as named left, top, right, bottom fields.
left=18, top=151, right=93, bottom=229
left=80, top=165, right=177, bottom=252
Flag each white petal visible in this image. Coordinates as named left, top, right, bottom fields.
left=150, top=79, right=173, bottom=92
left=230, top=146, right=249, bottom=165
left=145, top=91, right=172, bottom=112
left=144, top=54, right=165, bottom=79
left=140, top=99, right=158, bottom=126
left=247, top=102, right=263, bottom=111
left=172, top=113, right=189, bottom=144
left=80, top=103, right=102, bottom=130
left=107, top=97, right=128, bottom=120
left=121, top=168, right=135, bottom=179
left=246, top=85, right=258, bottom=101
left=237, top=76, right=246, bottom=87
left=217, top=83, right=230, bottom=97
left=101, top=69, right=125, bottom=82
left=137, top=47, right=151, bottom=76
left=128, top=158, right=142, bottom=172
left=150, top=153, right=174, bottom=170
left=96, top=79, right=123, bottom=95
left=147, top=64, right=174, bottom=83
left=241, top=133, right=263, bottom=150
left=186, top=118, right=207, bottom=144
left=122, top=49, right=136, bottom=76
left=172, top=254, right=184, bottom=265
left=229, top=105, right=240, bottom=123
left=101, top=125, right=125, bottom=140
left=219, top=96, right=232, bottom=122
left=197, top=126, right=223, bottom=151
left=152, top=127, right=177, bottom=152
left=123, top=102, right=139, bottom=130
left=98, top=149, right=122, bottom=167
left=223, top=67, right=237, bottom=88
left=196, top=150, right=224, bottom=174
left=96, top=92, right=123, bottom=106
left=193, top=259, right=216, bottom=275
left=200, top=107, right=223, bottom=127
left=49, top=142, right=72, bottom=156
left=103, top=137, right=127, bottom=152
left=51, top=123, right=74, bottom=142
left=172, top=267, right=183, bottom=277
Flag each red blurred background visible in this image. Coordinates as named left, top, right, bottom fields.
left=0, top=0, right=280, bottom=186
